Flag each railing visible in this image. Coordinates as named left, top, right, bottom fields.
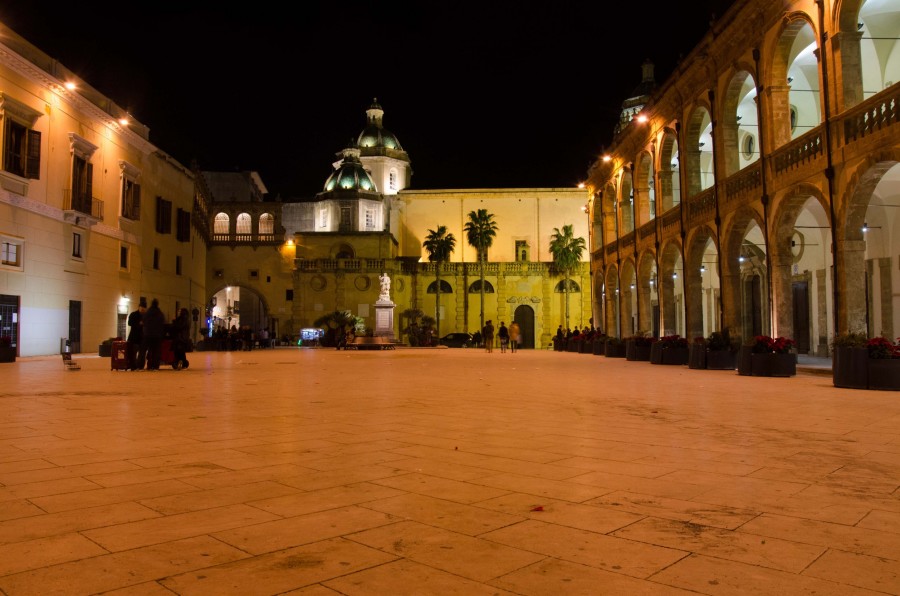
left=771, top=128, right=823, bottom=176
left=687, top=187, right=716, bottom=223
left=638, top=220, right=656, bottom=241
left=724, top=162, right=761, bottom=204
left=606, top=243, right=618, bottom=257
left=661, top=204, right=682, bottom=232
left=63, top=189, right=103, bottom=221
left=620, top=231, right=635, bottom=249
left=841, top=84, right=900, bottom=144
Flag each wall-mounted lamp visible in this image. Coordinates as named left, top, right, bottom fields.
left=602, top=155, right=612, bottom=162
left=700, top=265, right=706, bottom=272
left=862, top=221, right=868, bottom=232
left=672, top=272, right=678, bottom=279
left=630, top=284, right=635, bottom=289
left=787, top=76, right=794, bottom=84
left=736, top=115, right=743, bottom=122
left=858, top=21, right=864, bottom=30
left=635, top=114, right=648, bottom=124
left=698, top=141, right=706, bottom=148
left=581, top=204, right=588, bottom=213
left=738, top=255, right=747, bottom=263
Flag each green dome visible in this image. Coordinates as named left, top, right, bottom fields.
left=323, top=148, right=375, bottom=192
left=357, top=98, right=404, bottom=151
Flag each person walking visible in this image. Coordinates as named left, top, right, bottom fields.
left=127, top=298, right=146, bottom=370
left=509, top=321, right=521, bottom=353
left=497, top=322, right=509, bottom=353
left=482, top=320, right=495, bottom=353
left=141, top=298, right=166, bottom=370
left=171, top=307, right=191, bottom=370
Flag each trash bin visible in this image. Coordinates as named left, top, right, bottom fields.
left=60, top=338, right=71, bottom=354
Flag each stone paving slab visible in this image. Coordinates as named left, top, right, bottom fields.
left=0, top=349, right=897, bottom=594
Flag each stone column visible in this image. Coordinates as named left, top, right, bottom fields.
left=878, top=256, right=893, bottom=338
left=816, top=268, right=828, bottom=356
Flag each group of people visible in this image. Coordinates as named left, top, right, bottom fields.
left=481, top=320, right=521, bottom=353
left=125, top=298, right=191, bottom=371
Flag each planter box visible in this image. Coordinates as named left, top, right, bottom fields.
left=592, top=339, right=605, bottom=355
left=651, top=343, right=688, bottom=365
left=625, top=340, right=651, bottom=361
left=605, top=342, right=625, bottom=358
left=706, top=350, right=736, bottom=370
left=737, top=347, right=795, bottom=376
left=688, top=343, right=706, bottom=369
left=867, top=359, right=900, bottom=390
left=0, top=345, right=15, bottom=363
left=832, top=346, right=869, bottom=389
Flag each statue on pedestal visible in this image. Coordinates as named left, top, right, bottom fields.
left=379, top=272, right=391, bottom=301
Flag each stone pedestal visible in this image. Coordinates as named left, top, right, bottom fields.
left=374, top=299, right=395, bottom=340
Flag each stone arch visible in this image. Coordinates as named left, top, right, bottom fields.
left=604, top=265, right=620, bottom=336
left=637, top=249, right=658, bottom=337
left=685, top=104, right=713, bottom=196
left=658, top=127, right=681, bottom=212
left=620, top=257, right=638, bottom=336
left=770, top=14, right=820, bottom=146
left=685, top=225, right=721, bottom=339
left=601, top=182, right=618, bottom=244
left=658, top=239, right=685, bottom=336
left=333, top=243, right=355, bottom=259
left=633, top=150, right=655, bottom=223
left=207, top=283, right=271, bottom=338
left=721, top=206, right=768, bottom=342
left=619, top=167, right=635, bottom=234
left=721, top=68, right=760, bottom=176
left=259, top=212, right=275, bottom=235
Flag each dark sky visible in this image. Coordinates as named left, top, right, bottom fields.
left=4, top=2, right=735, bottom=199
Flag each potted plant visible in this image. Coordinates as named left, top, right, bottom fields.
left=866, top=336, right=900, bottom=390
left=604, top=336, right=626, bottom=358
left=592, top=333, right=607, bottom=355
left=689, top=336, right=707, bottom=369
left=625, top=334, right=653, bottom=361
left=0, top=336, right=15, bottom=363
left=737, top=335, right=796, bottom=377
left=831, top=331, right=869, bottom=389
left=650, top=334, right=689, bottom=365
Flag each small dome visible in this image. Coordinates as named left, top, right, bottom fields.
left=323, top=147, right=376, bottom=192
left=357, top=98, right=404, bottom=151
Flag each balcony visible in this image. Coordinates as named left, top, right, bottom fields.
left=63, top=189, right=103, bottom=225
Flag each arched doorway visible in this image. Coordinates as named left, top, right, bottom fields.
left=514, top=304, right=535, bottom=349
left=208, top=285, right=272, bottom=338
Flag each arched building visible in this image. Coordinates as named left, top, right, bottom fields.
left=585, top=0, right=900, bottom=354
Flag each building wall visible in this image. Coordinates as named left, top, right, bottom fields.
left=0, top=22, right=204, bottom=356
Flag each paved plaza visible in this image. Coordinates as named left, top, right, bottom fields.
left=0, top=348, right=898, bottom=595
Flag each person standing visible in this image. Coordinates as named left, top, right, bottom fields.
left=171, top=307, right=191, bottom=370
left=142, top=298, right=166, bottom=371
left=497, top=322, right=509, bottom=353
left=509, top=321, right=521, bottom=353
left=482, top=320, right=494, bottom=353
left=127, top=299, right=146, bottom=370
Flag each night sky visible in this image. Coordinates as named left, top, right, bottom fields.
left=4, top=2, right=735, bottom=199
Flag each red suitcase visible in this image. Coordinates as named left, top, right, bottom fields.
left=111, top=340, right=131, bottom=370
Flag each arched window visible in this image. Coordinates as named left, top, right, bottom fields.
left=554, top=280, right=581, bottom=292
left=468, top=280, right=495, bottom=293
left=259, top=213, right=274, bottom=234
left=335, top=243, right=354, bottom=259
left=236, top=213, right=252, bottom=235
left=214, top=212, right=229, bottom=234
left=427, top=280, right=453, bottom=293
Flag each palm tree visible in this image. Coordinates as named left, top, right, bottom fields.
left=423, top=225, right=456, bottom=340
left=549, top=224, right=586, bottom=330
left=464, top=209, right=498, bottom=334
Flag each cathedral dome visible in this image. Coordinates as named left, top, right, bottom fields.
left=323, top=146, right=376, bottom=192
left=357, top=99, right=404, bottom=151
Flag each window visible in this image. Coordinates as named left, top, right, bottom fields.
left=156, top=197, right=172, bottom=234
left=119, top=161, right=141, bottom=220
left=214, top=268, right=224, bottom=278
left=153, top=248, right=160, bottom=270
left=236, top=212, right=251, bottom=235
left=319, top=209, right=327, bottom=229
left=259, top=213, right=274, bottom=235
left=176, top=208, right=191, bottom=242
left=427, top=280, right=453, bottom=293
left=365, top=208, right=376, bottom=231
left=249, top=270, right=259, bottom=280
left=389, top=169, right=397, bottom=191
left=1, top=236, right=23, bottom=269
left=176, top=255, right=182, bottom=275
left=468, top=280, right=495, bottom=293
left=119, top=245, right=129, bottom=270
left=68, top=134, right=97, bottom=217
left=214, top=212, right=229, bottom=235
left=554, top=280, right=581, bottom=292
left=286, top=289, right=294, bottom=301
left=515, top=240, right=529, bottom=262
left=340, top=206, right=351, bottom=230
left=72, top=232, right=83, bottom=258
left=0, top=93, right=42, bottom=181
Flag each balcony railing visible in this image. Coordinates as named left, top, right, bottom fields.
left=772, top=128, right=823, bottom=176
left=841, top=84, right=900, bottom=144
left=63, top=189, right=103, bottom=221
left=688, top=187, right=716, bottom=224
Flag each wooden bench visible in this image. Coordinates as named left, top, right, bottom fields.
left=347, top=337, right=395, bottom=350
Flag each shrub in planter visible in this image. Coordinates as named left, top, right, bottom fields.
left=865, top=336, right=900, bottom=391
left=651, top=335, right=689, bottom=365
left=706, top=330, right=737, bottom=370
left=625, top=334, right=652, bottom=361
left=737, top=335, right=796, bottom=377
left=605, top=337, right=625, bottom=358
left=831, top=332, right=869, bottom=389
